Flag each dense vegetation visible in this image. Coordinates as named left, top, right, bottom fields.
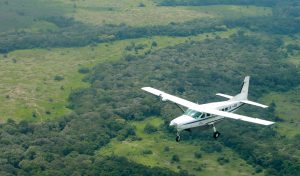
left=225, top=1, right=300, bottom=35
left=0, top=17, right=118, bottom=53
left=70, top=34, right=299, bottom=118
left=158, top=0, right=300, bottom=35
left=0, top=111, right=184, bottom=175
left=156, top=0, right=278, bottom=7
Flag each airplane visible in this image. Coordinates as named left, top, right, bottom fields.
left=141, top=76, right=274, bottom=142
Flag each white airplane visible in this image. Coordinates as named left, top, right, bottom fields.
left=142, top=76, right=274, bottom=142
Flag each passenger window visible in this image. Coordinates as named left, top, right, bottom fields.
left=206, top=113, right=211, bottom=117
left=194, top=112, right=201, bottom=119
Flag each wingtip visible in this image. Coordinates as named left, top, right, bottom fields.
left=141, top=87, right=151, bottom=90
left=265, top=121, right=275, bottom=125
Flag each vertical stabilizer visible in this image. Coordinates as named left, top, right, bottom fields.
left=233, top=76, right=268, bottom=108
left=233, top=76, right=249, bottom=100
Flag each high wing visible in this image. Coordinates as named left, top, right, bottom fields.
left=141, top=87, right=199, bottom=108
left=142, top=87, right=274, bottom=126
left=194, top=107, right=274, bottom=125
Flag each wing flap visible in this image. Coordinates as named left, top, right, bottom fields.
left=142, top=87, right=198, bottom=108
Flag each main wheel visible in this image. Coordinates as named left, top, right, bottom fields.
left=213, top=131, right=221, bottom=139
left=176, top=135, right=181, bottom=142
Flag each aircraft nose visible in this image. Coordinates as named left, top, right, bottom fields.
left=170, top=120, right=177, bottom=127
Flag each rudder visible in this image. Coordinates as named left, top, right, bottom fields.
left=233, top=76, right=249, bottom=100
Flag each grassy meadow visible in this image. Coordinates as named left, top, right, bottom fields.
left=263, top=88, right=300, bottom=138
left=57, top=0, right=213, bottom=26
left=187, top=5, right=271, bottom=19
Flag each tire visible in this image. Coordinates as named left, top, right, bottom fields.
left=213, top=131, right=221, bottom=139
left=176, top=135, right=180, bottom=142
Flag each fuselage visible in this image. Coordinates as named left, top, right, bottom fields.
left=170, top=100, right=244, bottom=131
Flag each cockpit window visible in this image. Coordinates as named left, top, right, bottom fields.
left=184, top=109, right=203, bottom=119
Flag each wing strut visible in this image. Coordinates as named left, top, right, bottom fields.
left=174, top=103, right=185, bottom=113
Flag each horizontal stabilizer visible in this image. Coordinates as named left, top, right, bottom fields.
left=241, top=100, right=268, bottom=108
left=216, top=93, right=233, bottom=99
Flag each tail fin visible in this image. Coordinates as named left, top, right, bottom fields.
left=233, top=76, right=268, bottom=108
left=233, top=76, right=250, bottom=100
left=217, top=76, right=268, bottom=108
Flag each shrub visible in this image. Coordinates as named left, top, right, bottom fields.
left=144, top=123, right=158, bottom=134
left=194, top=151, right=202, bottom=159
left=138, top=3, right=146, bottom=7
left=142, top=149, right=153, bottom=155
left=54, top=75, right=64, bottom=81
left=217, top=156, right=229, bottom=165
left=255, top=166, right=263, bottom=173
left=164, top=146, right=170, bottom=152
left=151, top=41, right=158, bottom=47
left=201, top=143, right=222, bottom=153
left=171, top=154, right=180, bottom=162
left=78, top=67, right=90, bottom=74
left=130, top=136, right=142, bottom=141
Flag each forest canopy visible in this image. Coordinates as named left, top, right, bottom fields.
left=155, top=0, right=279, bottom=7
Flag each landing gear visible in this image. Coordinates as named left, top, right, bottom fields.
left=213, top=131, right=221, bottom=139
left=212, top=123, right=221, bottom=139
left=176, top=132, right=181, bottom=142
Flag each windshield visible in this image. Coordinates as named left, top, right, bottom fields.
left=184, top=109, right=203, bottom=119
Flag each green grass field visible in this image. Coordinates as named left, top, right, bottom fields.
left=58, top=0, right=212, bottom=27
left=187, top=5, right=272, bottom=19
left=263, top=87, right=300, bottom=138
left=98, top=117, right=263, bottom=176
left=283, top=35, right=300, bottom=66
